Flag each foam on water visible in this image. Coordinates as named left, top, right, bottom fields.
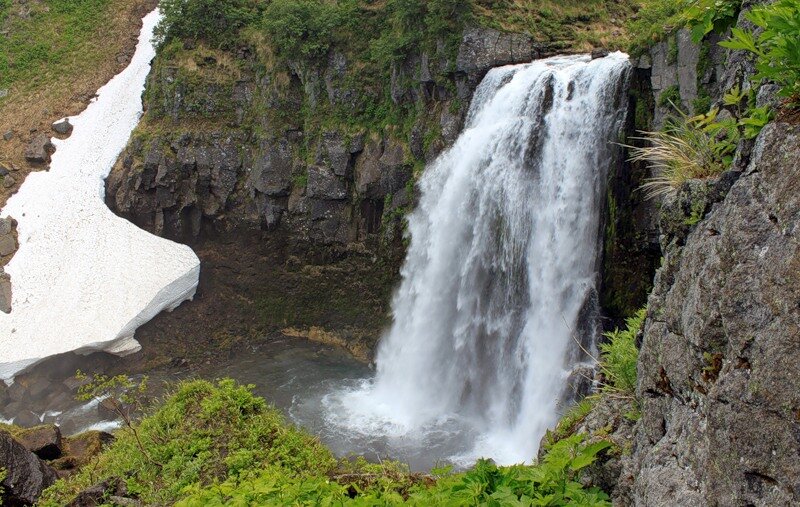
left=325, top=53, right=631, bottom=466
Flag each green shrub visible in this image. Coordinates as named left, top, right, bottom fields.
left=154, top=0, right=262, bottom=49
left=262, top=0, right=345, bottom=62
left=683, top=0, right=741, bottom=43
left=657, top=85, right=683, bottom=111
left=39, top=379, right=336, bottom=506
left=600, top=308, right=646, bottom=395
left=720, top=0, right=800, bottom=107
left=178, top=434, right=612, bottom=506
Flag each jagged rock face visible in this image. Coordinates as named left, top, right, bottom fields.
left=632, top=123, right=800, bottom=506
left=107, top=26, right=535, bottom=254
left=0, top=430, right=58, bottom=506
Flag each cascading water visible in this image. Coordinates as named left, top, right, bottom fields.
left=324, top=53, right=630, bottom=467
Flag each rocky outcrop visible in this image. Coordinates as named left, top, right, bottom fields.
left=455, top=27, right=536, bottom=90
left=632, top=122, right=800, bottom=505
left=108, top=25, right=536, bottom=251
left=23, top=133, right=54, bottom=165
left=0, top=430, right=58, bottom=505
left=15, top=424, right=63, bottom=461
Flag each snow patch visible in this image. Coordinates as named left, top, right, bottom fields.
left=0, top=10, right=200, bottom=381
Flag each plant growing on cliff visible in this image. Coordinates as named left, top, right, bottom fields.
left=155, top=0, right=262, bottom=49
left=720, top=0, right=800, bottom=108
left=600, top=307, right=646, bottom=395
left=627, top=115, right=727, bottom=198
left=683, top=0, right=741, bottom=43
left=262, top=0, right=344, bottom=62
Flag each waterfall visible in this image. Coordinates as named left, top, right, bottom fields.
left=326, top=53, right=630, bottom=466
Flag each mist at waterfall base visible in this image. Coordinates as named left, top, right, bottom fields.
left=322, top=53, right=631, bottom=468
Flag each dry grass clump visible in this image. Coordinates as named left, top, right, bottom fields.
left=626, top=118, right=727, bottom=199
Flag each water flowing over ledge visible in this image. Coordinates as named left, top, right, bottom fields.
left=324, top=53, right=631, bottom=467
left=0, top=10, right=200, bottom=381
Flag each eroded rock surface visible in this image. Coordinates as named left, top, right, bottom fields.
left=632, top=122, right=800, bottom=506
left=0, top=430, right=58, bottom=505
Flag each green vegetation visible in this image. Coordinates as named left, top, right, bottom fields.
left=600, top=307, right=646, bottom=395
left=42, top=379, right=613, bottom=506
left=179, top=434, right=612, bottom=505
left=40, top=379, right=337, bottom=505
left=476, top=0, right=639, bottom=50
left=720, top=0, right=800, bottom=107
left=155, top=0, right=262, bottom=49
left=631, top=83, right=773, bottom=197
left=626, top=0, right=741, bottom=55
left=0, top=0, right=113, bottom=94
left=628, top=116, right=729, bottom=198
left=683, top=0, right=740, bottom=43
left=262, top=0, right=344, bottom=61
left=657, top=85, right=682, bottom=111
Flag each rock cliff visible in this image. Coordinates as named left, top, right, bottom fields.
left=104, top=25, right=538, bottom=362
left=632, top=122, right=800, bottom=506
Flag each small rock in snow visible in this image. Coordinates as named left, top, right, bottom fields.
left=52, top=119, right=73, bottom=136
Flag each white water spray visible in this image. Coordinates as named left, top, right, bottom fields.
left=326, top=53, right=630, bottom=465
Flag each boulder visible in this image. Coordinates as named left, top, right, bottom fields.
left=66, top=477, right=127, bottom=507
left=0, top=430, right=58, bottom=505
left=0, top=270, right=11, bottom=314
left=52, top=119, right=73, bottom=136
left=0, top=234, right=15, bottom=257
left=16, top=424, right=63, bottom=460
left=24, top=133, right=54, bottom=164
left=3, top=131, right=13, bottom=141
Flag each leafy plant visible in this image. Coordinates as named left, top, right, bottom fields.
left=683, top=0, right=741, bottom=43
left=599, top=307, right=646, bottom=395
left=720, top=0, right=800, bottom=107
left=74, top=371, right=156, bottom=466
